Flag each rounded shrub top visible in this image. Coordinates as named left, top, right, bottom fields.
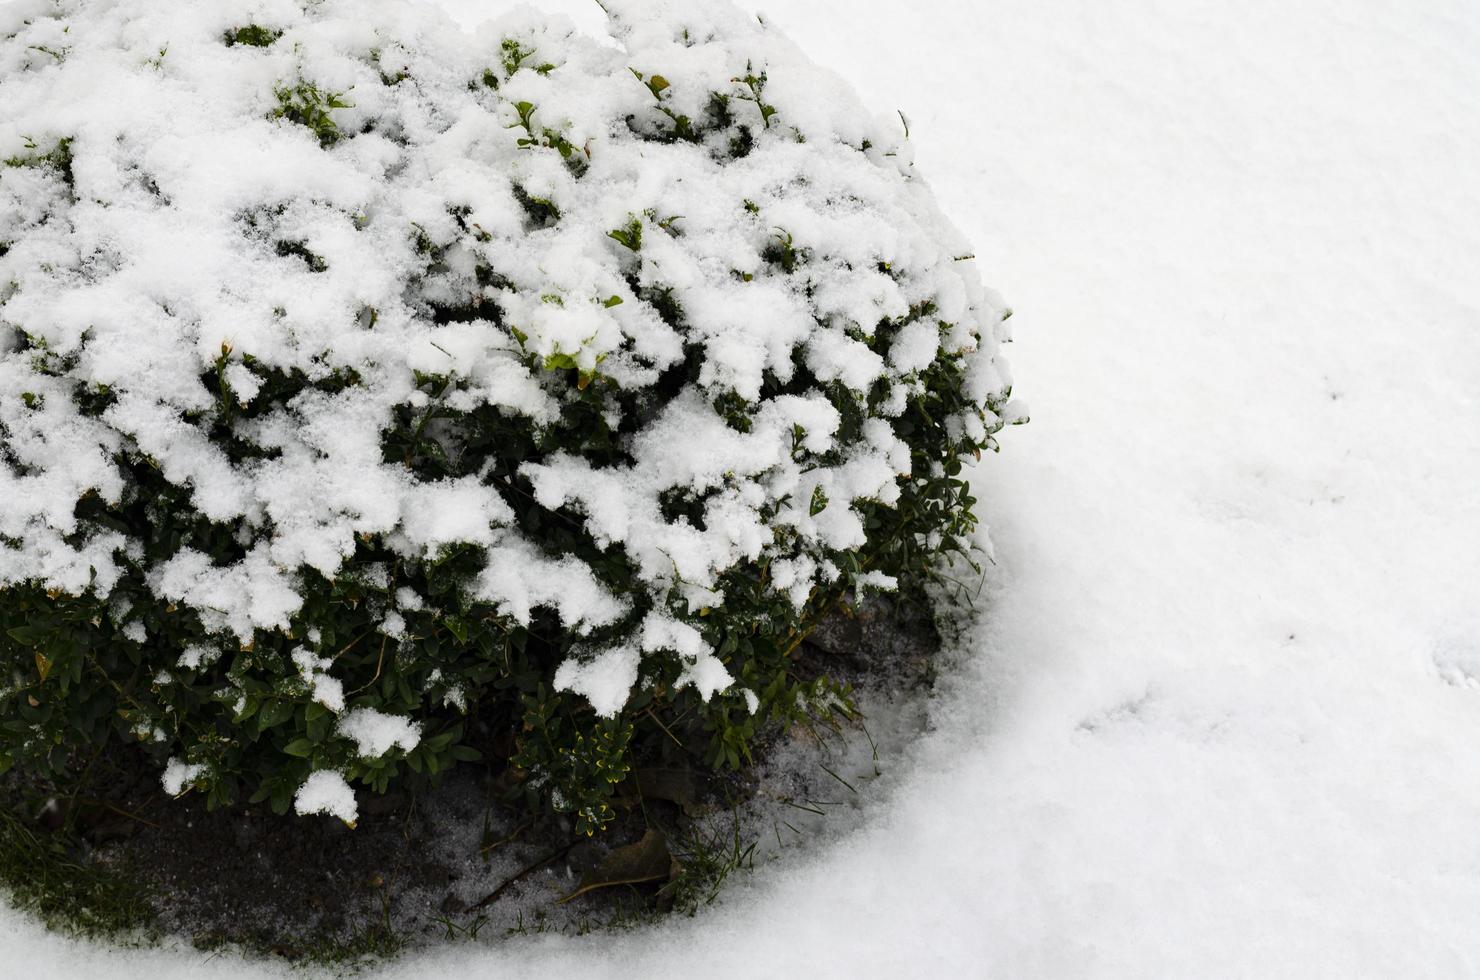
left=0, top=0, right=1021, bottom=828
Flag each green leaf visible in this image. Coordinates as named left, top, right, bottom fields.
left=6, top=625, right=49, bottom=646
left=258, top=699, right=294, bottom=730
left=307, top=710, right=331, bottom=743
left=809, top=485, right=829, bottom=516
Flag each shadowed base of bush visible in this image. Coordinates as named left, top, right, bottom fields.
left=0, top=595, right=940, bottom=966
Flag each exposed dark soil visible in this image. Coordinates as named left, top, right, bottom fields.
left=89, top=764, right=481, bottom=955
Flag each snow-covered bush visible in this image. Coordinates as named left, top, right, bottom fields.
left=0, top=0, right=1021, bottom=833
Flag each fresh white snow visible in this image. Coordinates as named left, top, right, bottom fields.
left=4, top=0, right=1480, bottom=976
left=336, top=707, right=421, bottom=758
left=292, top=769, right=359, bottom=825
left=159, top=758, right=205, bottom=798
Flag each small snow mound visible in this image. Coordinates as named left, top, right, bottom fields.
left=553, top=646, right=641, bottom=717
left=336, top=707, right=421, bottom=757
left=293, top=770, right=358, bottom=825
left=160, top=757, right=204, bottom=796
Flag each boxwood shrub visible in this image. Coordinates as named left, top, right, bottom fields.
left=0, top=0, right=1022, bottom=835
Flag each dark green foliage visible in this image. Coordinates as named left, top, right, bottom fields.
left=4, top=137, right=74, bottom=193
left=734, top=68, right=778, bottom=129
left=508, top=100, right=586, bottom=173
left=224, top=25, right=282, bottom=48
left=273, top=239, right=328, bottom=273
left=606, top=215, right=643, bottom=252
left=271, top=82, right=353, bottom=147
left=500, top=38, right=556, bottom=78
left=511, top=699, right=632, bottom=836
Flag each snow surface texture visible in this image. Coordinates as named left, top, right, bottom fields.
left=5, top=0, right=1480, bottom=976
left=0, top=0, right=1015, bottom=793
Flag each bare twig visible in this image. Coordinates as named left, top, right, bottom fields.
left=469, top=839, right=578, bottom=911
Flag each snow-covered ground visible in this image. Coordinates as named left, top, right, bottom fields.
left=7, top=0, right=1480, bottom=975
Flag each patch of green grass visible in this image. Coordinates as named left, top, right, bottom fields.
left=662, top=812, right=758, bottom=914
left=188, top=892, right=408, bottom=970
left=286, top=920, right=408, bottom=969
left=0, top=804, right=156, bottom=939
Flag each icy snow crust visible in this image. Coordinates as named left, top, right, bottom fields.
left=0, top=0, right=1011, bottom=768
